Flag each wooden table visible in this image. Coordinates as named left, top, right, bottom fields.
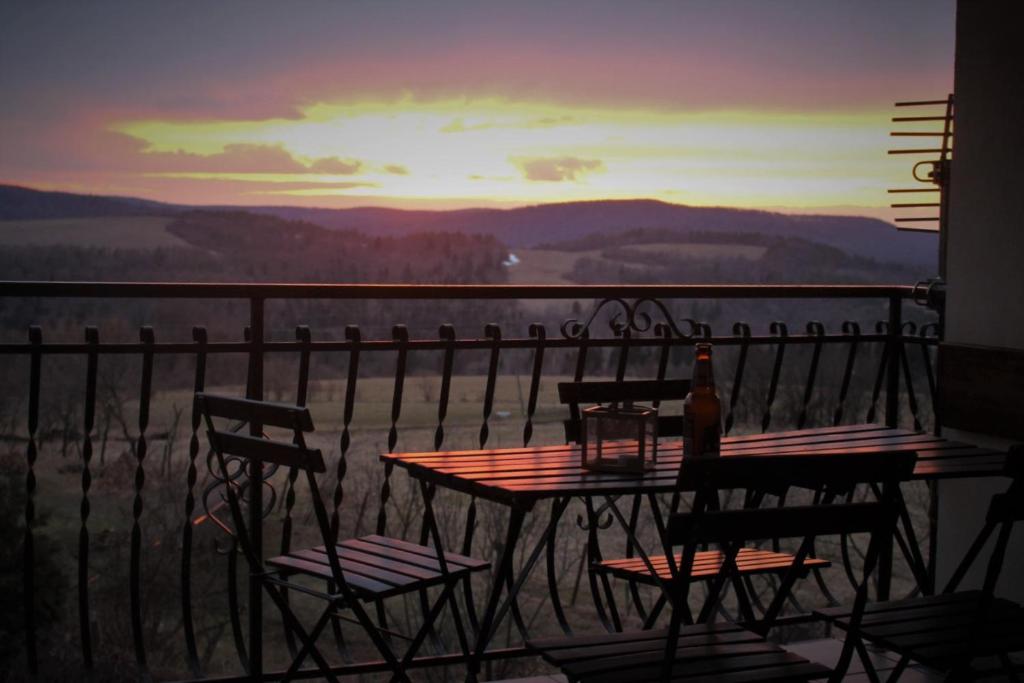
left=381, top=423, right=1008, bottom=678
left=384, top=423, right=1005, bottom=508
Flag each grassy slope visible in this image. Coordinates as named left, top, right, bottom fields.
left=0, top=215, right=191, bottom=249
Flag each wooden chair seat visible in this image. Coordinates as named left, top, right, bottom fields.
left=528, top=622, right=830, bottom=683
left=816, top=591, right=1024, bottom=671
left=596, top=547, right=830, bottom=585
left=267, top=533, right=489, bottom=599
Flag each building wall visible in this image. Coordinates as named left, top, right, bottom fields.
left=938, top=1, right=1024, bottom=600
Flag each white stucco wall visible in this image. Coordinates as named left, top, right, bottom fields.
left=937, top=1, right=1024, bottom=601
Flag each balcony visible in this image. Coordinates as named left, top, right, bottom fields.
left=2, top=280, right=975, bottom=682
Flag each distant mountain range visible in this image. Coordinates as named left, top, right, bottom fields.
left=0, top=184, right=937, bottom=267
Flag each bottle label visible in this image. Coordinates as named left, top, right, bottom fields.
left=702, top=422, right=721, bottom=455
left=683, top=409, right=721, bottom=457
left=683, top=411, right=695, bottom=455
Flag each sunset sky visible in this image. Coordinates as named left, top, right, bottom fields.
left=0, top=1, right=954, bottom=217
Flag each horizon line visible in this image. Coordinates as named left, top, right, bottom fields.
left=1, top=181, right=898, bottom=224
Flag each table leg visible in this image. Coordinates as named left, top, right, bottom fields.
left=468, top=507, right=525, bottom=681
left=545, top=497, right=574, bottom=635
left=877, top=483, right=894, bottom=601
left=893, top=485, right=933, bottom=594
left=583, top=498, right=621, bottom=632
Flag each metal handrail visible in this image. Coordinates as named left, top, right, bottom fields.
left=0, top=280, right=916, bottom=300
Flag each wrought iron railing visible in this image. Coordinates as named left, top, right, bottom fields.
left=0, top=281, right=940, bottom=681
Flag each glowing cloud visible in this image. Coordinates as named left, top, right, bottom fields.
left=106, top=97, right=905, bottom=210
left=516, top=156, right=604, bottom=182
left=132, top=142, right=363, bottom=175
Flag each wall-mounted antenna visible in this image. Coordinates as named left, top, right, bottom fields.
left=888, top=94, right=953, bottom=278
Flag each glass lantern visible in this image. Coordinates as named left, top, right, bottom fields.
left=581, top=402, right=658, bottom=473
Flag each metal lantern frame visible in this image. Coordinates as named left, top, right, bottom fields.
left=580, top=402, right=658, bottom=473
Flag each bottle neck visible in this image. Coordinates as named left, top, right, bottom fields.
left=692, top=349, right=716, bottom=392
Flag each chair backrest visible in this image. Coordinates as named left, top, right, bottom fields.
left=674, top=450, right=917, bottom=494
left=197, top=393, right=325, bottom=473
left=557, top=379, right=691, bottom=443
left=664, top=450, right=917, bottom=631
left=197, top=393, right=357, bottom=598
left=944, top=447, right=1024, bottom=596
left=937, top=343, right=1024, bottom=439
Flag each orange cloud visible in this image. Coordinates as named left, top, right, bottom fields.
left=136, top=142, right=362, bottom=175
left=516, top=156, right=604, bottom=182
left=384, top=164, right=409, bottom=175
left=308, top=156, right=362, bottom=174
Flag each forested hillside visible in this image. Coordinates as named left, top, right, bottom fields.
left=0, top=210, right=511, bottom=343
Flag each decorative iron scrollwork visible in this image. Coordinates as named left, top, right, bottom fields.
left=560, top=297, right=706, bottom=339
left=201, top=430, right=280, bottom=544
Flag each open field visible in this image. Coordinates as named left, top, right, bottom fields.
left=504, top=243, right=768, bottom=314
left=506, top=243, right=766, bottom=285
left=0, top=215, right=190, bottom=249
left=621, top=242, right=767, bottom=260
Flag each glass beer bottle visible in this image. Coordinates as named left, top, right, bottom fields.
left=683, top=343, right=722, bottom=456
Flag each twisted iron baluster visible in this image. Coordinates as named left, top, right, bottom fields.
left=377, top=324, right=408, bottom=537
left=566, top=325, right=589, bottom=430
left=584, top=326, right=633, bottom=633
left=522, top=324, right=546, bottom=447
left=434, top=324, right=456, bottom=451
left=478, top=323, right=501, bottom=449
left=616, top=323, right=648, bottom=623
left=553, top=324, right=591, bottom=633
left=614, top=327, right=631, bottom=381
left=79, top=327, right=99, bottom=671
left=224, top=327, right=252, bottom=672
left=832, top=322, right=861, bottom=426
left=724, top=322, right=751, bottom=435
left=23, top=326, right=41, bottom=677
left=783, top=325, right=843, bottom=607
left=416, top=324, right=458, bottom=653
left=919, top=323, right=939, bottom=429
left=918, top=322, right=941, bottom=588
left=462, top=323, right=497, bottom=635
left=623, top=324, right=675, bottom=623
left=565, top=321, right=617, bottom=629
left=482, top=324, right=531, bottom=640
left=796, top=321, right=825, bottom=429
left=654, top=322, right=672, bottom=406
left=373, top=325, right=408, bottom=646
left=760, top=322, right=788, bottom=433
left=130, top=326, right=155, bottom=678
left=418, top=327, right=455, bottom=542
left=281, top=326, right=311, bottom=547
left=278, top=326, right=311, bottom=659
left=898, top=322, right=923, bottom=431
left=866, top=321, right=890, bottom=424
left=180, top=326, right=206, bottom=678
left=332, top=325, right=360, bottom=541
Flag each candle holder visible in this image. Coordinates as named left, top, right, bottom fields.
left=581, top=402, right=658, bottom=473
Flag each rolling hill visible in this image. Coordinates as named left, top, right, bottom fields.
left=0, top=184, right=938, bottom=268
left=256, top=200, right=937, bottom=268
left=0, top=184, right=178, bottom=220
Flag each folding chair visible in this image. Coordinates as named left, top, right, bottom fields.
left=528, top=449, right=917, bottom=682
left=198, top=393, right=488, bottom=682
left=559, top=380, right=829, bottom=626
left=816, top=450, right=1024, bottom=681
